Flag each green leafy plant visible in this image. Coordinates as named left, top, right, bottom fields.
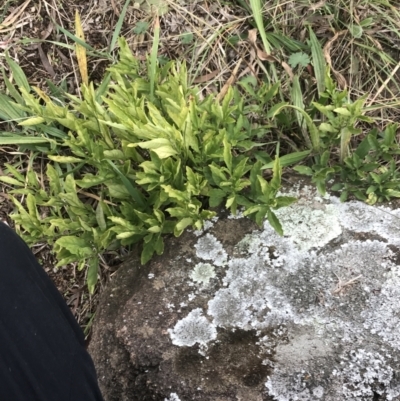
left=293, top=72, right=400, bottom=203
left=0, top=38, right=296, bottom=293
left=333, top=124, right=400, bottom=204
left=288, top=52, right=310, bottom=69
left=133, top=21, right=150, bottom=35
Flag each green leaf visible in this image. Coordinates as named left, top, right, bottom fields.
left=141, top=241, right=155, bottom=264
left=0, top=176, right=25, bottom=187
left=103, top=149, right=125, bottom=160
left=275, top=196, right=297, bottom=208
left=267, top=209, right=283, bottom=235
left=266, top=102, right=289, bottom=119
left=293, top=166, right=314, bottom=177
left=116, top=231, right=138, bottom=239
left=48, top=156, right=84, bottom=163
left=288, top=52, right=310, bottom=68
left=133, top=21, right=150, bottom=34
left=87, top=255, right=99, bottom=294
left=308, top=27, right=325, bottom=94
left=334, top=107, right=351, bottom=116
left=386, top=189, right=400, bottom=198
left=319, top=122, right=336, bottom=133
left=136, top=138, right=178, bottom=159
left=106, top=160, right=148, bottom=210
left=209, top=188, right=226, bottom=207
left=209, top=164, right=228, bottom=185
left=348, top=24, right=363, bottom=38
left=223, top=137, right=232, bottom=171
left=55, top=236, right=94, bottom=258
left=0, top=136, right=50, bottom=145
left=174, top=217, right=193, bottom=236
left=5, top=53, right=31, bottom=93
left=340, top=190, right=348, bottom=202
left=96, top=202, right=107, bottom=231
left=18, top=117, right=45, bottom=126
left=262, top=150, right=310, bottom=169
left=181, top=32, right=193, bottom=44
left=106, top=183, right=130, bottom=199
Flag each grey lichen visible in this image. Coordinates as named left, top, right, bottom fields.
left=194, top=233, right=227, bottom=266
left=168, top=308, right=217, bottom=347
left=168, top=185, right=400, bottom=400
left=333, top=349, right=399, bottom=400
left=164, top=393, right=181, bottom=401
left=189, top=263, right=216, bottom=285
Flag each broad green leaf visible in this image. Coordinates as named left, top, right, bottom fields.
left=209, top=164, right=228, bottom=185
left=386, top=189, right=400, bottom=198
left=293, top=165, right=313, bottom=176
left=223, top=137, right=232, bottom=171
left=267, top=209, right=283, bottom=235
left=334, top=107, right=352, bottom=116
left=4, top=163, right=25, bottom=182
left=106, top=183, right=130, bottom=199
left=275, top=196, right=297, bottom=208
left=46, top=163, right=61, bottom=195
left=48, top=156, right=84, bottom=163
left=108, top=216, right=136, bottom=229
left=162, top=185, right=189, bottom=202
left=0, top=93, right=25, bottom=120
left=18, top=117, right=45, bottom=126
left=141, top=241, right=155, bottom=264
left=26, top=193, right=39, bottom=221
left=116, top=231, right=138, bottom=239
left=174, top=217, right=193, bottom=236
left=103, top=149, right=125, bottom=160
left=348, top=24, right=363, bottom=38
left=0, top=176, right=25, bottom=187
left=319, top=122, right=336, bottom=132
left=136, top=138, right=178, bottom=159
left=96, top=202, right=107, bottom=231
left=55, top=236, right=93, bottom=258
left=76, top=174, right=109, bottom=188
left=87, top=255, right=99, bottom=294
left=106, top=160, right=148, bottom=209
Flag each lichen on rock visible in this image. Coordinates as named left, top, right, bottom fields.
left=90, top=182, right=400, bottom=401
left=189, top=263, right=216, bottom=285
left=194, top=233, right=227, bottom=266
left=168, top=308, right=217, bottom=347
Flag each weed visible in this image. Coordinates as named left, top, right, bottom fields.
left=0, top=38, right=296, bottom=293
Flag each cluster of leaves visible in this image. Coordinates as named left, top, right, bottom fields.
left=293, top=72, right=400, bottom=204
left=0, top=38, right=296, bottom=292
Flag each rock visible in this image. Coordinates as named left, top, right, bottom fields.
left=89, top=182, right=400, bottom=401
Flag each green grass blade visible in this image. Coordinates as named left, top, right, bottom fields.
left=149, top=16, right=160, bottom=102
left=249, top=0, right=271, bottom=53
left=291, top=75, right=311, bottom=148
left=0, top=135, right=50, bottom=145
left=5, top=53, right=30, bottom=93
left=1, top=67, right=25, bottom=104
left=0, top=93, right=25, bottom=120
left=309, top=26, right=326, bottom=95
left=95, top=71, right=111, bottom=104
left=262, top=150, right=311, bottom=169
left=109, top=0, right=132, bottom=53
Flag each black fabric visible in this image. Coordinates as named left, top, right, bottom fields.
left=0, top=222, right=104, bottom=401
